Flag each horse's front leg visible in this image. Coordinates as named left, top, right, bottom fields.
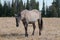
left=25, top=23, right=28, bottom=37
left=32, top=23, right=36, bottom=35
left=22, top=21, right=28, bottom=37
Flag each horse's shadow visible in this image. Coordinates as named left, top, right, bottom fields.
left=0, top=33, right=25, bottom=37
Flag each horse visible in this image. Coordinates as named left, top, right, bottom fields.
left=15, top=9, right=43, bottom=37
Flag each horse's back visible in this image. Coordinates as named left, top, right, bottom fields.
left=21, top=9, right=41, bottom=22
left=26, top=11, right=39, bottom=21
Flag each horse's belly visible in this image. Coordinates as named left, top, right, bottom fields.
left=28, top=17, right=38, bottom=21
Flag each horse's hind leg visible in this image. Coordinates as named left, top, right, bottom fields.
left=38, top=19, right=43, bottom=35
left=32, top=23, right=36, bottom=35
left=22, top=21, right=28, bottom=37
left=24, top=23, right=28, bottom=37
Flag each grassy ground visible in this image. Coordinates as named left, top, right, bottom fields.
left=0, top=17, right=60, bottom=40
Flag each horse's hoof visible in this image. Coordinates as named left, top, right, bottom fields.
left=16, top=25, right=19, bottom=27
left=39, top=33, right=41, bottom=36
left=25, top=34, right=28, bottom=37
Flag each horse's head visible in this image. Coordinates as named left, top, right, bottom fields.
left=15, top=14, right=21, bottom=27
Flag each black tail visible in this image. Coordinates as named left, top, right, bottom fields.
left=38, top=18, right=43, bottom=31
left=40, top=18, right=43, bottom=31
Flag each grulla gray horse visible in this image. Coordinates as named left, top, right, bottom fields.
left=15, top=9, right=43, bottom=37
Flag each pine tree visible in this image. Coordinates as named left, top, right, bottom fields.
left=46, top=6, right=51, bottom=17
left=19, top=0, right=24, bottom=11
left=15, top=0, right=19, bottom=13
left=42, top=0, right=45, bottom=17
left=26, top=0, right=30, bottom=10
left=23, top=2, right=26, bottom=10
left=7, top=1, right=11, bottom=16
left=10, top=0, right=16, bottom=16
left=55, top=0, right=60, bottom=17
left=36, top=1, right=39, bottom=10
left=49, top=1, right=58, bottom=17
left=2, top=1, right=8, bottom=17
left=0, top=2, right=2, bottom=17
left=30, top=0, right=36, bottom=9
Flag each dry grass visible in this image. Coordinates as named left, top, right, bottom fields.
left=0, top=17, right=60, bottom=40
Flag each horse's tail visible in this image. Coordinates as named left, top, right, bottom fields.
left=39, top=13, right=43, bottom=31
left=40, top=17, right=43, bottom=31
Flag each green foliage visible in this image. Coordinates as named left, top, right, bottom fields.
left=36, top=2, right=39, bottom=10
left=41, top=0, right=45, bottom=17
left=26, top=0, right=39, bottom=10
left=30, top=0, right=36, bottom=9
left=45, top=1, right=59, bottom=17
left=0, top=0, right=59, bottom=17
left=23, top=3, right=26, bottom=10
left=7, top=2, right=11, bottom=17
left=10, top=2, right=16, bottom=16
left=19, top=0, right=24, bottom=11
left=26, top=0, right=30, bottom=10
left=2, top=1, right=9, bottom=17
left=0, top=3, right=2, bottom=17
left=0, top=0, right=39, bottom=17
left=30, top=0, right=39, bottom=10
left=46, top=6, right=51, bottom=17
